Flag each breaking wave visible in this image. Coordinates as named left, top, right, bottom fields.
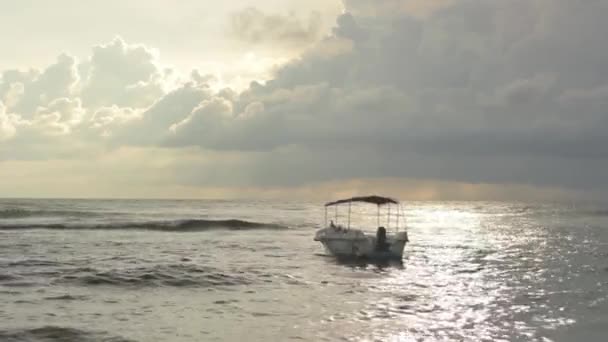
left=0, top=218, right=287, bottom=231
left=0, top=326, right=134, bottom=342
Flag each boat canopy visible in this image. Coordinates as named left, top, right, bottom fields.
left=324, top=195, right=399, bottom=207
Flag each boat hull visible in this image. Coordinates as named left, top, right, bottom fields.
left=314, top=228, right=408, bottom=259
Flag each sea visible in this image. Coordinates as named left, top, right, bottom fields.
left=1, top=198, right=607, bottom=342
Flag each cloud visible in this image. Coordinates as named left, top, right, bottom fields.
left=344, top=0, right=454, bottom=19
left=27, top=97, right=85, bottom=136
left=80, top=37, right=168, bottom=109
left=1, top=53, right=80, bottom=118
left=163, top=0, right=608, bottom=194
left=0, top=102, right=19, bottom=141
left=230, top=8, right=323, bottom=48
left=169, top=97, right=233, bottom=145
left=110, top=81, right=213, bottom=146
left=3, top=1, right=608, bottom=200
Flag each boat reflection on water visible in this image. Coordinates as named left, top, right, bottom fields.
left=318, top=252, right=407, bottom=270
left=337, top=257, right=406, bottom=270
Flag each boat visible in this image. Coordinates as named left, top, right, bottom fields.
left=314, top=195, right=409, bottom=260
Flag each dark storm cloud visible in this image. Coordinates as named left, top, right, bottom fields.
left=165, top=0, right=608, bottom=191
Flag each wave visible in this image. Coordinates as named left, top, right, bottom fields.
left=5, top=259, right=301, bottom=289
left=56, top=264, right=254, bottom=288
left=0, top=208, right=108, bottom=219
left=0, top=326, right=135, bottom=342
left=584, top=209, right=608, bottom=217
left=0, top=274, right=21, bottom=281
left=44, top=294, right=90, bottom=301
left=0, top=218, right=287, bottom=232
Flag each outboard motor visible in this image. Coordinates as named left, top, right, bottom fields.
left=375, top=226, right=389, bottom=252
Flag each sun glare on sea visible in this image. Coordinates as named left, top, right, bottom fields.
left=348, top=203, right=503, bottom=340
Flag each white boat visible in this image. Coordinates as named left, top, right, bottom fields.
left=314, top=195, right=409, bottom=260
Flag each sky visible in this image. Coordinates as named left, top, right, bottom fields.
left=1, top=0, right=607, bottom=201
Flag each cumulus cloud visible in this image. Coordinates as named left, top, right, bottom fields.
left=0, top=102, right=19, bottom=141
left=0, top=53, right=79, bottom=118
left=28, top=97, right=85, bottom=136
left=3, top=1, right=608, bottom=199
left=112, top=81, right=213, bottom=145
left=0, top=36, right=191, bottom=149
left=80, top=37, right=168, bottom=109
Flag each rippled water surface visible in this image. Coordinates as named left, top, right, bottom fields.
left=1, top=199, right=608, bottom=341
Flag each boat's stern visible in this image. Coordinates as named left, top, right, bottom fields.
left=385, top=231, right=409, bottom=258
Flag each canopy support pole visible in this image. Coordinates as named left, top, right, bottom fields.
left=324, top=207, right=327, bottom=227
left=377, top=205, right=380, bottom=227
left=348, top=201, right=351, bottom=230
left=387, top=204, right=391, bottom=229
left=335, top=204, right=338, bottom=225
left=396, top=205, right=400, bottom=232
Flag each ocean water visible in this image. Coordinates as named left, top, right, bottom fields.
left=1, top=198, right=607, bottom=342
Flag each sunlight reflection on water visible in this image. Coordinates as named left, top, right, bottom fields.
left=315, top=202, right=583, bottom=341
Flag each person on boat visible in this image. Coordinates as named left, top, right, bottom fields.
left=375, top=226, right=389, bottom=252
left=330, top=220, right=344, bottom=232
